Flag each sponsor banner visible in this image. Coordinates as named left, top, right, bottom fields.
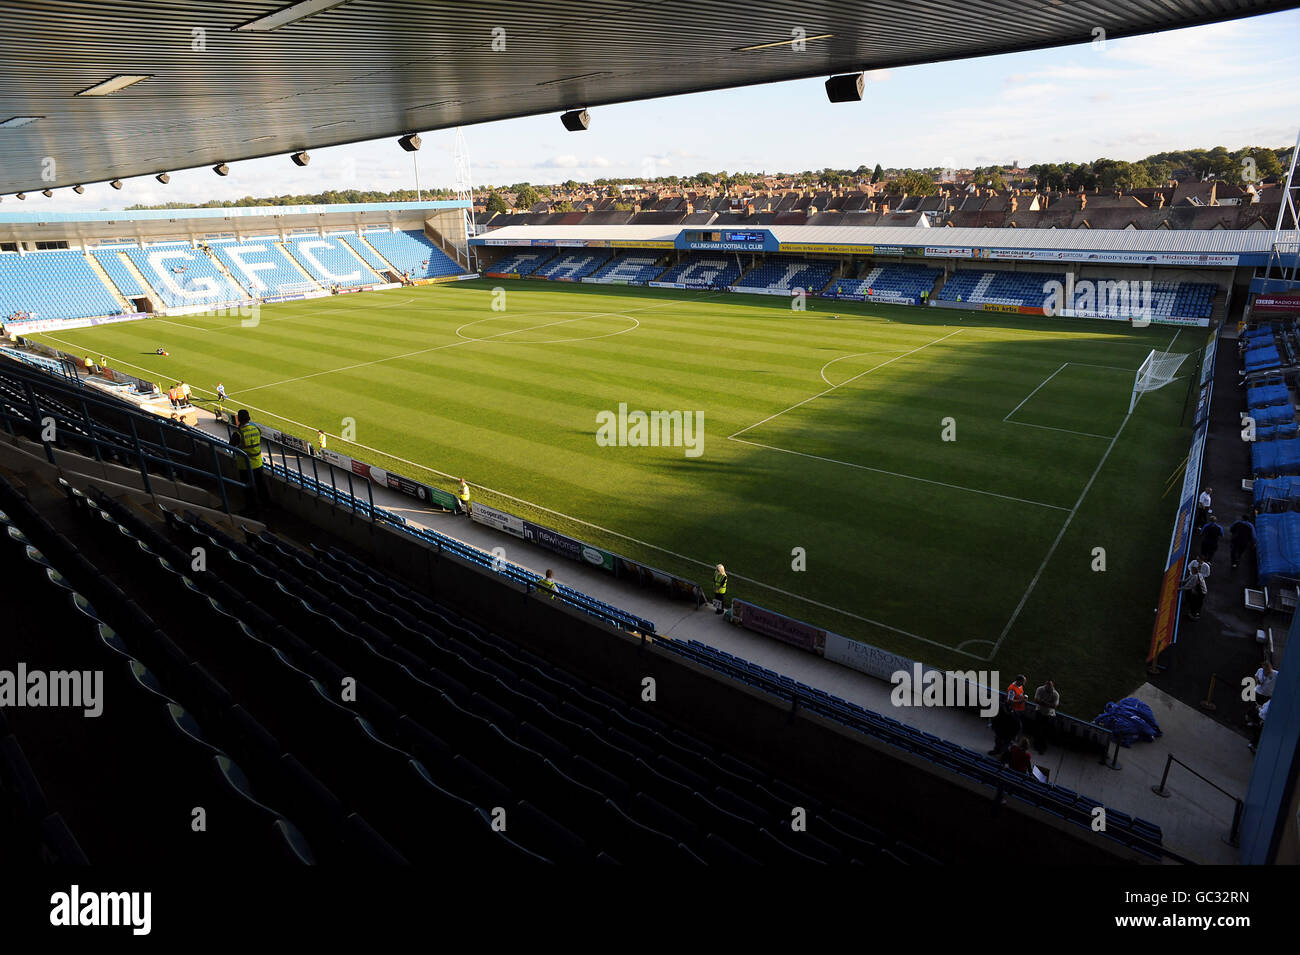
left=320, top=448, right=351, bottom=470
left=1254, top=294, right=1300, bottom=313
left=730, top=286, right=797, bottom=297
left=925, top=246, right=974, bottom=258
left=823, top=632, right=923, bottom=682
left=385, top=472, right=433, bottom=504
left=982, top=303, right=1020, bottom=313
left=332, top=286, right=364, bottom=294
left=731, top=600, right=826, bottom=655
left=1148, top=376, right=1213, bottom=661
left=485, top=238, right=528, bottom=246
left=472, top=503, right=525, bottom=538
left=484, top=272, right=523, bottom=279
left=613, top=241, right=675, bottom=250
left=520, top=519, right=617, bottom=573
left=821, top=293, right=866, bottom=302
left=3, top=312, right=146, bottom=334
left=863, top=290, right=913, bottom=303
left=780, top=243, right=878, bottom=256
left=872, top=246, right=905, bottom=257
left=649, top=281, right=688, bottom=290
left=615, top=557, right=702, bottom=604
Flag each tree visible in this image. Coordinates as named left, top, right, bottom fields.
left=886, top=170, right=937, bottom=196
left=514, top=185, right=540, bottom=209
left=871, top=163, right=884, bottom=184
left=484, top=191, right=509, bottom=214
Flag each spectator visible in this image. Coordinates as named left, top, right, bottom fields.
left=1253, top=660, right=1279, bottom=703
left=713, top=563, right=729, bottom=615
left=1006, top=674, right=1027, bottom=715
left=1198, top=486, right=1213, bottom=523
left=988, top=702, right=1021, bottom=757
left=1003, top=736, right=1034, bottom=774
left=1180, top=557, right=1210, bottom=619
left=538, top=569, right=557, bottom=599
left=1199, top=514, right=1224, bottom=562
left=1031, top=679, right=1059, bottom=753
left=1229, top=514, right=1256, bottom=569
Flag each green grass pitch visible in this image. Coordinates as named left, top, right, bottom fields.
left=33, top=279, right=1200, bottom=714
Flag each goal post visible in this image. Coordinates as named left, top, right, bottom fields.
left=1130, top=347, right=1189, bottom=413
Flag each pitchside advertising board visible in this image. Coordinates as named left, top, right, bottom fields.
left=1253, top=294, right=1300, bottom=313
left=1148, top=342, right=1216, bottom=662
left=731, top=598, right=947, bottom=687
left=471, top=502, right=703, bottom=603
left=253, top=423, right=459, bottom=511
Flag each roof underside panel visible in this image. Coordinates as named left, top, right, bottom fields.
left=0, top=0, right=1295, bottom=193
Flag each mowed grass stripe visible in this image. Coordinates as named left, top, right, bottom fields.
left=33, top=281, right=1196, bottom=711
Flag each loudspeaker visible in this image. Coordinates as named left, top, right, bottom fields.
left=291, top=151, right=310, bottom=167
left=398, top=133, right=421, bottom=152
left=212, top=163, right=229, bottom=176
left=156, top=173, right=170, bottom=184
left=560, top=109, right=590, bottom=132
left=824, top=73, right=865, bottom=103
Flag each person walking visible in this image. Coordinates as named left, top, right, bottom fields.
left=1181, top=556, right=1210, bottom=619
left=712, top=563, right=729, bottom=615
left=216, top=382, right=227, bottom=403
left=1197, top=487, right=1213, bottom=524
left=229, top=409, right=268, bottom=511
left=1199, top=514, right=1224, bottom=563
left=1229, top=514, right=1256, bottom=569
left=455, top=478, right=472, bottom=516
left=316, top=429, right=328, bottom=456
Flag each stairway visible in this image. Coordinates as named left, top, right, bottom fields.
left=355, top=233, right=400, bottom=280
left=275, top=241, right=325, bottom=291
left=114, top=252, right=165, bottom=313
left=201, top=246, right=252, bottom=297
left=82, top=252, right=133, bottom=313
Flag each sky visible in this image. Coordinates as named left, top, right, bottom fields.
left=23, top=8, right=1300, bottom=213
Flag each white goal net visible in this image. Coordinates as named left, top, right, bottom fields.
left=1130, top=347, right=1188, bottom=412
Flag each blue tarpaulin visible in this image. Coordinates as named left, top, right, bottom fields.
left=1252, top=402, right=1295, bottom=426
left=1248, top=383, right=1289, bottom=408
left=1093, top=698, right=1162, bottom=747
left=1255, top=512, right=1300, bottom=585
left=1252, top=437, right=1300, bottom=475
left=1246, top=346, right=1282, bottom=371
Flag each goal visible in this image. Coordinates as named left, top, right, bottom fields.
left=1130, top=347, right=1188, bottom=412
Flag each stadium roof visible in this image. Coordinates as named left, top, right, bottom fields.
left=1, top=0, right=1296, bottom=195
left=473, top=223, right=1299, bottom=254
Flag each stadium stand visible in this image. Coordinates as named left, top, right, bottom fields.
left=361, top=229, right=462, bottom=279
left=337, top=233, right=397, bottom=276
left=530, top=251, right=613, bottom=281
left=483, top=250, right=557, bottom=276
left=0, top=250, right=123, bottom=320
left=209, top=239, right=317, bottom=296
left=123, top=244, right=246, bottom=308
left=90, top=249, right=150, bottom=299
left=284, top=235, right=381, bottom=288
left=655, top=254, right=743, bottom=288
left=733, top=255, right=834, bottom=293
left=826, top=265, right=942, bottom=303
left=586, top=253, right=670, bottom=284
left=938, top=270, right=1065, bottom=309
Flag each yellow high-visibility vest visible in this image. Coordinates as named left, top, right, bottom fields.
left=235, top=422, right=263, bottom=469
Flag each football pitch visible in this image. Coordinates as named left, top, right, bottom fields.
left=33, top=280, right=1201, bottom=714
